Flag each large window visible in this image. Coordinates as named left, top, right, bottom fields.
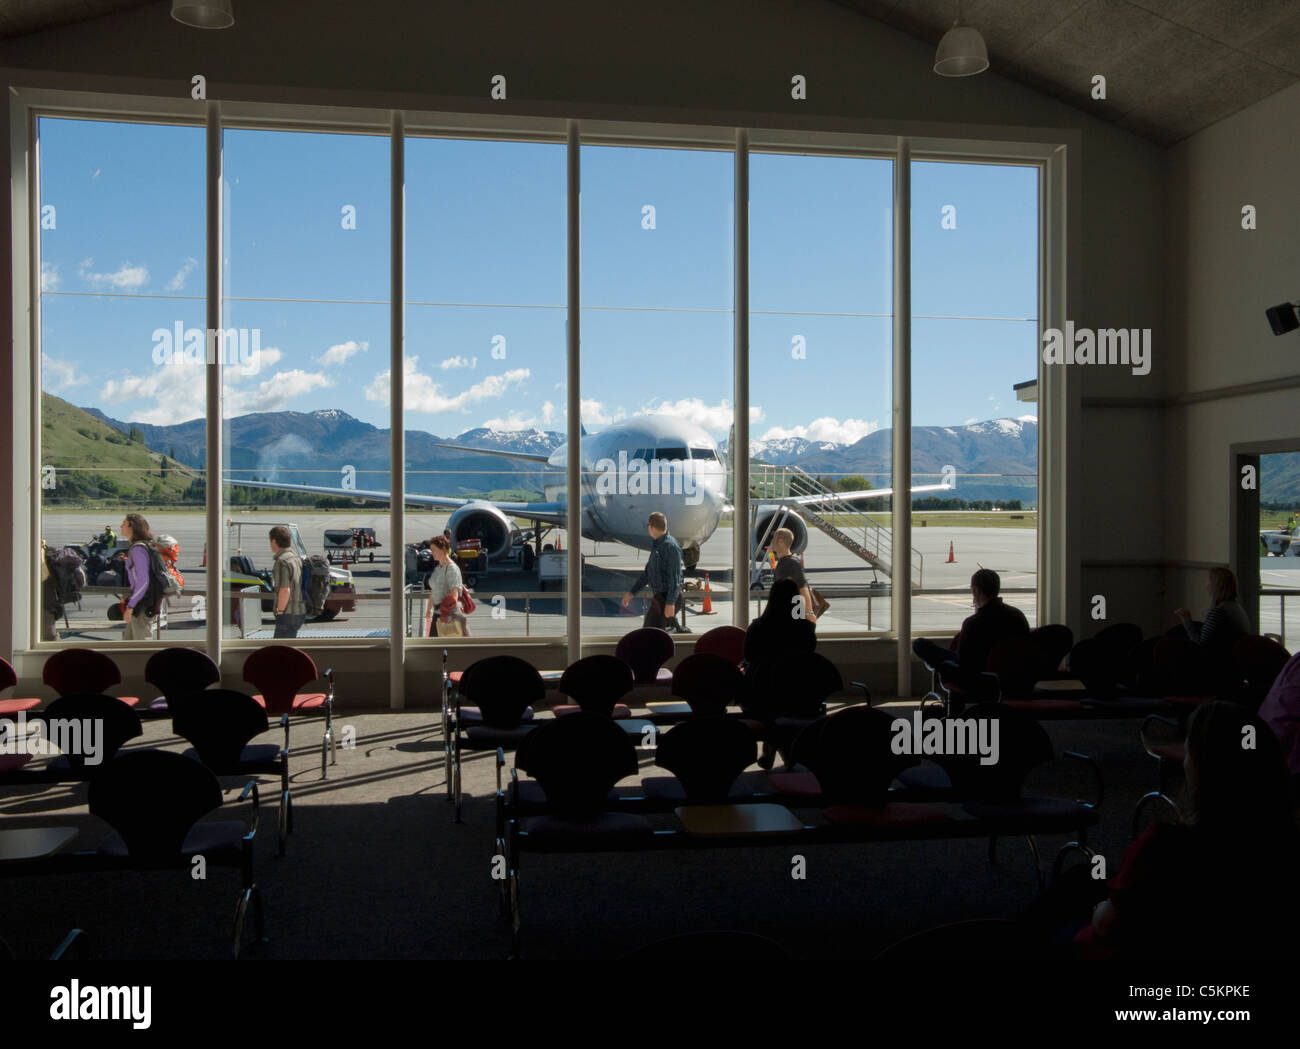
left=221, top=128, right=390, bottom=641
left=24, top=103, right=1055, bottom=660
left=37, top=117, right=205, bottom=645
left=579, top=142, right=734, bottom=640
left=910, top=160, right=1040, bottom=634
left=748, top=151, right=894, bottom=635
left=404, top=136, right=567, bottom=640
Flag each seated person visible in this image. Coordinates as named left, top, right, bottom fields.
left=912, top=568, right=1029, bottom=705
left=742, top=578, right=816, bottom=767
left=1077, top=701, right=1300, bottom=959
left=1260, top=651, right=1300, bottom=775
left=1175, top=566, right=1251, bottom=652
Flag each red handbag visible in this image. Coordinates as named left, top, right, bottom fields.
left=458, top=587, right=476, bottom=615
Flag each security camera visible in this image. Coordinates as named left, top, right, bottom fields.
left=1266, top=301, right=1299, bottom=336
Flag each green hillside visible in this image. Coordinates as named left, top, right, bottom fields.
left=41, top=393, right=200, bottom=506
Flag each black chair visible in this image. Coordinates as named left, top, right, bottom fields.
left=554, top=655, right=635, bottom=718
left=1029, top=624, right=1074, bottom=681
left=171, top=688, right=292, bottom=855
left=87, top=749, right=263, bottom=958
left=448, top=656, right=547, bottom=821
left=144, top=647, right=220, bottom=717
left=670, top=653, right=744, bottom=716
left=43, top=649, right=140, bottom=708
left=762, top=652, right=844, bottom=764
left=643, top=716, right=757, bottom=803
left=1233, top=635, right=1291, bottom=712
left=0, top=693, right=143, bottom=786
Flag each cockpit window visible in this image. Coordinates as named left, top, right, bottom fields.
left=690, top=447, right=718, bottom=461
left=655, top=447, right=689, bottom=460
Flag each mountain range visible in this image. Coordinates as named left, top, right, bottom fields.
left=70, top=402, right=1300, bottom=506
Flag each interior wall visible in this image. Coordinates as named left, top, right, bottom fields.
left=0, top=0, right=1169, bottom=698
left=1165, top=79, right=1300, bottom=621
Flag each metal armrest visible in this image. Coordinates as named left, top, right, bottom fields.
left=1063, top=750, right=1104, bottom=810
left=496, top=746, right=506, bottom=797
left=850, top=681, right=872, bottom=708
left=49, top=928, right=88, bottom=961
left=324, top=667, right=335, bottom=712
left=236, top=779, right=261, bottom=840
left=1140, top=713, right=1183, bottom=747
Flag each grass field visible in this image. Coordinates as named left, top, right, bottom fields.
left=1261, top=510, right=1298, bottom=530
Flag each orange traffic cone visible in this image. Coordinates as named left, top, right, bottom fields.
left=946, top=541, right=956, bottom=563
left=200, top=543, right=206, bottom=568
left=701, top=573, right=715, bottom=614
left=557, top=535, right=562, bottom=551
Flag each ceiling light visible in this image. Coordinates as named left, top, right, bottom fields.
left=934, top=19, right=988, bottom=77
left=171, top=0, right=234, bottom=29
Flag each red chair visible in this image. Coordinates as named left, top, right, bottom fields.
left=695, top=625, right=745, bottom=667
left=0, top=656, right=40, bottom=716
left=43, top=649, right=139, bottom=707
left=615, top=628, right=675, bottom=685
left=242, top=647, right=335, bottom=778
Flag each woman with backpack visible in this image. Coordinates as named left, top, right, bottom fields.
left=120, top=513, right=157, bottom=640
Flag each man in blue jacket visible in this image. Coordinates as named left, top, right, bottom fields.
left=621, top=511, right=684, bottom=630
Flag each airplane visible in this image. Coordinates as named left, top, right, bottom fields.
left=233, top=414, right=952, bottom=572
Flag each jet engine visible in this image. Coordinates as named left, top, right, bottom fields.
left=446, top=502, right=515, bottom=561
left=752, top=507, right=809, bottom=555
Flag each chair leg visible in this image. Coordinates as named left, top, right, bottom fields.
left=278, top=798, right=288, bottom=857
left=1131, top=791, right=1180, bottom=840
left=233, top=889, right=251, bottom=959
left=320, top=733, right=328, bottom=780
left=1051, top=841, right=1095, bottom=883
left=453, top=760, right=463, bottom=823
left=1024, top=834, right=1043, bottom=889
left=508, top=864, right=522, bottom=959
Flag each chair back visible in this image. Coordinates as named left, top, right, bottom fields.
left=43, top=649, right=121, bottom=697
left=767, top=652, right=843, bottom=718
left=516, top=712, right=638, bottom=814
left=88, top=749, right=222, bottom=860
left=1067, top=637, right=1121, bottom=699
left=171, top=689, right=270, bottom=770
left=243, top=646, right=318, bottom=715
left=985, top=638, right=1039, bottom=701
left=792, top=704, right=914, bottom=803
left=1028, top=624, right=1073, bottom=678
left=0, top=656, right=17, bottom=693
left=695, top=625, right=746, bottom=666
left=34, top=693, right=143, bottom=775
left=615, top=627, right=675, bottom=684
left=929, top=702, right=1053, bottom=801
left=1094, top=622, right=1143, bottom=655
left=145, top=648, right=220, bottom=703
left=461, top=656, right=545, bottom=728
left=655, top=717, right=756, bottom=801
left=558, top=655, right=634, bottom=717
left=671, top=653, right=743, bottom=715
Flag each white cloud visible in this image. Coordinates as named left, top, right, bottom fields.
left=320, top=340, right=367, bottom=368
left=541, top=401, right=556, bottom=425
left=164, top=257, right=198, bottom=292
left=365, top=357, right=530, bottom=414
left=481, top=409, right=545, bottom=431
left=580, top=399, right=627, bottom=426
left=439, top=355, right=477, bottom=370
left=758, top=416, right=879, bottom=445
left=227, top=369, right=334, bottom=414
left=78, top=259, right=149, bottom=291
left=42, top=354, right=88, bottom=393
left=639, top=397, right=762, bottom=432
left=40, top=262, right=61, bottom=292
left=100, top=355, right=206, bottom=425
left=228, top=346, right=283, bottom=379
left=962, top=417, right=979, bottom=425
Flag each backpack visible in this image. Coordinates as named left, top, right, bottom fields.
left=133, top=541, right=175, bottom=617
left=49, top=547, right=87, bottom=611
left=304, top=553, right=332, bottom=618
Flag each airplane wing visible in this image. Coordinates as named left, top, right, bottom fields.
left=232, top=478, right=568, bottom=525
left=432, top=442, right=553, bottom=464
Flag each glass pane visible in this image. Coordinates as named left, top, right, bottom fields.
left=749, top=152, right=893, bottom=635
left=910, top=160, right=1039, bottom=636
left=37, top=117, right=206, bottom=644
left=1260, top=452, right=1300, bottom=652
left=404, top=137, right=568, bottom=641
left=221, top=128, right=391, bottom=641
left=581, top=143, right=734, bottom=640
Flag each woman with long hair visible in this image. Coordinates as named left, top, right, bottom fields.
left=428, top=535, right=469, bottom=637
left=120, top=512, right=156, bottom=641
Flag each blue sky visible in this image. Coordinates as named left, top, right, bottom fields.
left=38, top=118, right=1038, bottom=448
